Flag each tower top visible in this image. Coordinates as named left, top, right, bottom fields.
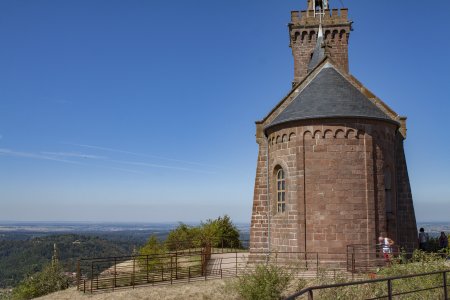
left=308, top=0, right=329, bottom=12
left=289, top=0, right=351, bottom=84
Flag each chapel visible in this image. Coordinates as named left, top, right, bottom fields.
left=250, top=0, right=418, bottom=255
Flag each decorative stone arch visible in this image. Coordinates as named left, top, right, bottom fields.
left=313, top=130, right=322, bottom=139
left=276, top=136, right=281, bottom=144
left=289, top=132, right=296, bottom=141
left=301, top=31, right=308, bottom=42
left=346, top=129, right=357, bottom=139
left=282, top=134, right=288, bottom=143
left=332, top=29, right=339, bottom=40
left=303, top=130, right=314, bottom=139
left=309, top=30, right=316, bottom=42
left=339, top=29, right=346, bottom=40
left=323, top=129, right=333, bottom=139
left=293, top=31, right=301, bottom=42
left=334, top=129, right=345, bottom=138
left=356, top=129, right=366, bottom=139
left=357, top=130, right=365, bottom=139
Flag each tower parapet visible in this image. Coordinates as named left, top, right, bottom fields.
left=289, top=7, right=352, bottom=85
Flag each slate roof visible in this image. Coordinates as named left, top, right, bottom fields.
left=268, top=66, right=393, bottom=129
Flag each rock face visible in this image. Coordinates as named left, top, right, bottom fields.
left=250, top=1, right=418, bottom=256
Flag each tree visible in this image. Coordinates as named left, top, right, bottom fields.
left=11, top=262, right=70, bottom=300
left=139, top=235, right=166, bottom=271
left=199, top=215, right=241, bottom=248
left=165, top=223, right=198, bottom=251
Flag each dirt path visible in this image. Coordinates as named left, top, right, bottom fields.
left=37, top=280, right=236, bottom=300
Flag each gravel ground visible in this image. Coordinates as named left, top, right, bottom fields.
left=36, top=279, right=238, bottom=300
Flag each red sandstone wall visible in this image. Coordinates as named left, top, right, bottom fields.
left=289, top=9, right=352, bottom=83
left=250, top=119, right=417, bottom=254
left=395, top=136, right=418, bottom=250
left=250, top=138, right=269, bottom=252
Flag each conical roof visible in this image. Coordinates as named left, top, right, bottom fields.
left=308, top=33, right=325, bottom=72
left=268, top=65, right=393, bottom=129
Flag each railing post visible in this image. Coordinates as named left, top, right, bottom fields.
left=188, top=267, right=191, bottom=283
left=352, top=252, right=355, bottom=273
left=146, top=255, right=149, bottom=283
left=132, top=256, right=135, bottom=289
left=443, top=271, right=448, bottom=300
left=175, top=252, right=178, bottom=279
left=76, top=259, right=80, bottom=291
left=114, top=257, right=117, bottom=288
left=316, top=253, right=319, bottom=278
left=205, top=260, right=208, bottom=281
left=114, top=258, right=117, bottom=290
left=90, top=262, right=93, bottom=294
left=83, top=279, right=86, bottom=293
left=387, top=279, right=393, bottom=300
left=170, top=256, right=173, bottom=285
left=235, top=251, right=238, bottom=276
left=308, top=290, right=313, bottom=300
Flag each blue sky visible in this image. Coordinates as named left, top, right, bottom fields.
left=0, top=0, right=449, bottom=223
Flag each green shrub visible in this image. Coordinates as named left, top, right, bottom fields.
left=231, top=264, right=293, bottom=300
left=11, top=263, right=69, bottom=300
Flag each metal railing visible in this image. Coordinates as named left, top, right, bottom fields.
left=76, top=243, right=442, bottom=294
left=346, top=244, right=408, bottom=274
left=284, top=269, right=450, bottom=300
left=76, top=250, right=353, bottom=293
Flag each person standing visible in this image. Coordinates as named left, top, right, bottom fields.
left=418, top=228, right=429, bottom=251
left=439, top=232, right=448, bottom=250
left=378, top=236, right=394, bottom=262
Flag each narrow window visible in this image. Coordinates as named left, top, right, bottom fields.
left=384, top=169, right=393, bottom=214
left=277, top=169, right=286, bottom=213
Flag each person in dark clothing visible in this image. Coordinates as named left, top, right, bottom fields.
left=439, top=232, right=448, bottom=250
left=418, top=228, right=429, bottom=251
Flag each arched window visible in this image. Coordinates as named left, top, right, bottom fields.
left=276, top=169, right=286, bottom=213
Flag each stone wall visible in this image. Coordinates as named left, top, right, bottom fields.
left=250, top=119, right=418, bottom=254
left=289, top=9, right=352, bottom=84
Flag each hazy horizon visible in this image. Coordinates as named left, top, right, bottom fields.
left=1, top=219, right=449, bottom=224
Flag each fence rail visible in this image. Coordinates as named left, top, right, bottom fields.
left=76, top=250, right=356, bottom=293
left=284, top=269, right=450, bottom=300
left=76, top=243, right=442, bottom=294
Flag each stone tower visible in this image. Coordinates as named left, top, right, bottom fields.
left=290, top=0, right=352, bottom=84
left=250, top=0, right=418, bottom=256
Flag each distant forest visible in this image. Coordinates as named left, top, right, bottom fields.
left=0, top=226, right=249, bottom=289
left=0, top=232, right=151, bottom=288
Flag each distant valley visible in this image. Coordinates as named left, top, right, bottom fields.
left=0, top=220, right=446, bottom=288
left=0, top=222, right=250, bottom=288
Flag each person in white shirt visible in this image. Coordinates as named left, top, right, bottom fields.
left=378, top=236, right=394, bottom=262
